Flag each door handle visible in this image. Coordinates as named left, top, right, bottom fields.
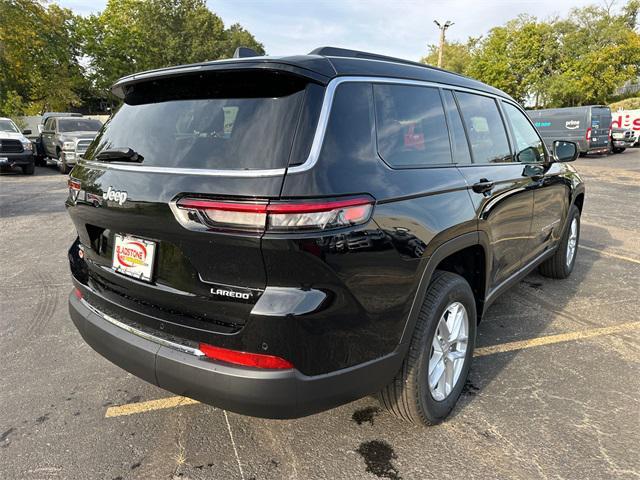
left=472, top=178, right=494, bottom=194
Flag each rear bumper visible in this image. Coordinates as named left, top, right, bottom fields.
left=0, top=151, right=34, bottom=167
left=69, top=290, right=402, bottom=419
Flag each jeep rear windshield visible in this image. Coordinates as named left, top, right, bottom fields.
left=84, top=70, right=320, bottom=170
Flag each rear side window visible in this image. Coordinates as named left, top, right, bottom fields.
left=442, top=90, right=471, bottom=164
left=456, top=92, right=512, bottom=163
left=85, top=70, right=316, bottom=170
left=373, top=84, right=451, bottom=167
left=502, top=102, right=545, bottom=163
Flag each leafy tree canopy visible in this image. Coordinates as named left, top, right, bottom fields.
left=0, top=0, right=265, bottom=115
left=0, top=0, right=86, bottom=115
left=80, top=0, right=265, bottom=96
left=421, top=1, right=640, bottom=107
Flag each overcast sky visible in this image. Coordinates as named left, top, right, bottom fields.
left=58, top=0, right=601, bottom=61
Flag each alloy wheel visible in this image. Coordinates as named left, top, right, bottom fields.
left=566, top=218, right=578, bottom=267
left=428, top=301, right=469, bottom=401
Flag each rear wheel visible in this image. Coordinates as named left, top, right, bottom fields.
left=539, top=205, right=580, bottom=279
left=612, top=147, right=625, bottom=154
left=378, top=271, right=476, bottom=425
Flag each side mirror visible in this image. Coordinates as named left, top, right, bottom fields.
left=552, top=140, right=578, bottom=163
left=23, top=129, right=32, bottom=135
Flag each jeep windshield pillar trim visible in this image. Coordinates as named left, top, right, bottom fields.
left=66, top=47, right=585, bottom=425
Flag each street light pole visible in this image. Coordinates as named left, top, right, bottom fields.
left=434, top=20, right=454, bottom=68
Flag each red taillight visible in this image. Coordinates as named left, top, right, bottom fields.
left=586, top=127, right=592, bottom=141
left=174, top=196, right=374, bottom=233
left=198, top=343, right=294, bottom=369
left=74, top=287, right=83, bottom=300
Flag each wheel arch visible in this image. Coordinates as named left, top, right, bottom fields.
left=573, top=191, right=585, bottom=213
left=398, top=232, right=490, bottom=347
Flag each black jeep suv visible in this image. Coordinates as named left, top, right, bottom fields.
left=66, top=47, right=584, bottom=425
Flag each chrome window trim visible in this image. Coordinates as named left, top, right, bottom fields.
left=79, top=160, right=288, bottom=177
left=81, top=75, right=515, bottom=177
left=80, top=297, right=205, bottom=357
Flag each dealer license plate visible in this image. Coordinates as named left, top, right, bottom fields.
left=112, top=234, right=156, bottom=282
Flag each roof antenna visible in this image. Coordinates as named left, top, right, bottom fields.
left=233, top=47, right=260, bottom=58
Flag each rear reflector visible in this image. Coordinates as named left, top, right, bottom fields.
left=174, top=196, right=374, bottom=233
left=68, top=179, right=81, bottom=191
left=198, top=343, right=294, bottom=369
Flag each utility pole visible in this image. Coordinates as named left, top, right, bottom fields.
left=433, top=20, right=454, bottom=68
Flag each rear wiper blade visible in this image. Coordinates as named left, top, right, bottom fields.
left=96, top=148, right=144, bottom=163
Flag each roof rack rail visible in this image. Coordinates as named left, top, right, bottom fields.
left=309, top=46, right=429, bottom=69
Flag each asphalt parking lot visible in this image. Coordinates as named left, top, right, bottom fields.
left=1, top=152, right=639, bottom=480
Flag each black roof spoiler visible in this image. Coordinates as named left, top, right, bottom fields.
left=233, top=47, right=261, bottom=58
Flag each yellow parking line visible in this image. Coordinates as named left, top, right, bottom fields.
left=105, top=395, right=200, bottom=417
left=474, top=321, right=640, bottom=357
left=580, top=245, right=640, bottom=265
left=104, top=321, right=640, bottom=418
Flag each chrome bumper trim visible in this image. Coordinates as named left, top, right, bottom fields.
left=80, top=297, right=205, bottom=357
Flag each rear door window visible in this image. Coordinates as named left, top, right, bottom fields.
left=373, top=84, right=451, bottom=167
left=85, top=71, right=316, bottom=171
left=502, top=102, right=546, bottom=163
left=455, top=92, right=512, bottom=163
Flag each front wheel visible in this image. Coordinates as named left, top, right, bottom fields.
left=59, top=159, right=69, bottom=174
left=22, top=163, right=35, bottom=175
left=539, top=205, right=580, bottom=279
left=378, top=271, right=476, bottom=425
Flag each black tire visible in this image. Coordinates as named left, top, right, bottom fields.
left=22, top=163, right=35, bottom=175
left=59, top=157, right=70, bottom=174
left=578, top=152, right=587, bottom=158
left=378, top=271, right=477, bottom=425
left=613, top=148, right=625, bottom=154
left=539, top=205, right=580, bottom=279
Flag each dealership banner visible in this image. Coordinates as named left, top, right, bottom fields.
left=612, top=109, right=640, bottom=132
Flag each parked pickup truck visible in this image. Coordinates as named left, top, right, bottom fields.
left=610, top=128, right=636, bottom=153
left=0, top=117, right=35, bottom=175
left=41, top=116, right=102, bottom=173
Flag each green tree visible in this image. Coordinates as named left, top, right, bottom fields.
left=465, top=15, right=560, bottom=104
left=420, top=40, right=475, bottom=74
left=425, top=1, right=640, bottom=107
left=81, top=0, right=265, bottom=97
left=545, top=3, right=640, bottom=106
left=0, top=0, right=86, bottom=115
